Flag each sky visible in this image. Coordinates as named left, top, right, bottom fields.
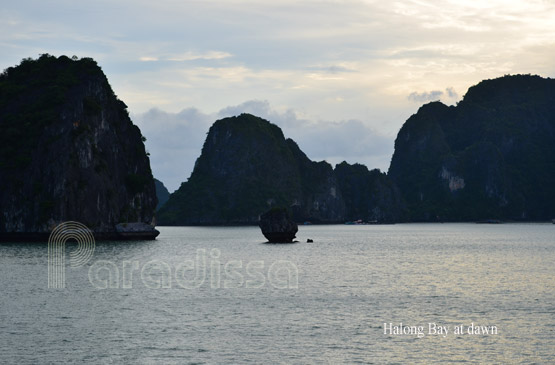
left=2, top=0, right=555, bottom=191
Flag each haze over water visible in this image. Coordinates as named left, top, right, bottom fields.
left=1, top=223, right=553, bottom=363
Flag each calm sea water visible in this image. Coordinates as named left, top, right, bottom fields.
left=0, top=223, right=553, bottom=364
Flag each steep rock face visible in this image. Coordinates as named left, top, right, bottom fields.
left=0, top=55, right=157, bottom=239
left=286, top=139, right=345, bottom=222
left=154, top=178, right=170, bottom=210
left=389, top=75, right=555, bottom=221
left=335, top=162, right=407, bottom=222
left=157, top=114, right=345, bottom=225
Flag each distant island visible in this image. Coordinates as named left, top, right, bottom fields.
left=0, top=54, right=158, bottom=240
left=158, top=75, right=555, bottom=224
left=156, top=114, right=405, bottom=225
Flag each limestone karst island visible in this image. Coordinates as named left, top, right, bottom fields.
left=0, top=55, right=158, bottom=240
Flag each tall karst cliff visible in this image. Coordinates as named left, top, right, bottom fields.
left=0, top=54, right=158, bottom=239
left=157, top=114, right=346, bottom=224
left=157, top=114, right=406, bottom=225
left=389, top=74, right=555, bottom=221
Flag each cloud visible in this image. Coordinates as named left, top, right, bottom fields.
left=140, top=51, right=232, bottom=62
left=446, top=87, right=458, bottom=98
left=167, top=51, right=232, bottom=61
left=217, top=100, right=303, bottom=130
left=408, top=90, right=444, bottom=103
left=407, top=87, right=459, bottom=103
left=139, top=56, right=158, bottom=62
left=132, top=107, right=214, bottom=192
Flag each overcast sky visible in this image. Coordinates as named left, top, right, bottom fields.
left=3, top=0, right=555, bottom=191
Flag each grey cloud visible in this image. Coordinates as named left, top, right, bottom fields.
left=408, top=87, right=459, bottom=103
left=446, top=87, right=458, bottom=98
left=132, top=107, right=214, bottom=192
left=290, top=119, right=393, bottom=173
left=218, top=100, right=274, bottom=120
left=408, top=90, right=444, bottom=103
left=218, top=100, right=305, bottom=130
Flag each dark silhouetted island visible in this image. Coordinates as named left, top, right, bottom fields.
left=389, top=74, right=555, bottom=222
left=0, top=54, right=159, bottom=240
left=157, top=113, right=405, bottom=225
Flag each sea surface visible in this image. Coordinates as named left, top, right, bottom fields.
left=0, top=223, right=554, bottom=364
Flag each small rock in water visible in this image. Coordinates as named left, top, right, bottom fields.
left=307, top=239, right=313, bottom=243
left=259, top=208, right=298, bottom=243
